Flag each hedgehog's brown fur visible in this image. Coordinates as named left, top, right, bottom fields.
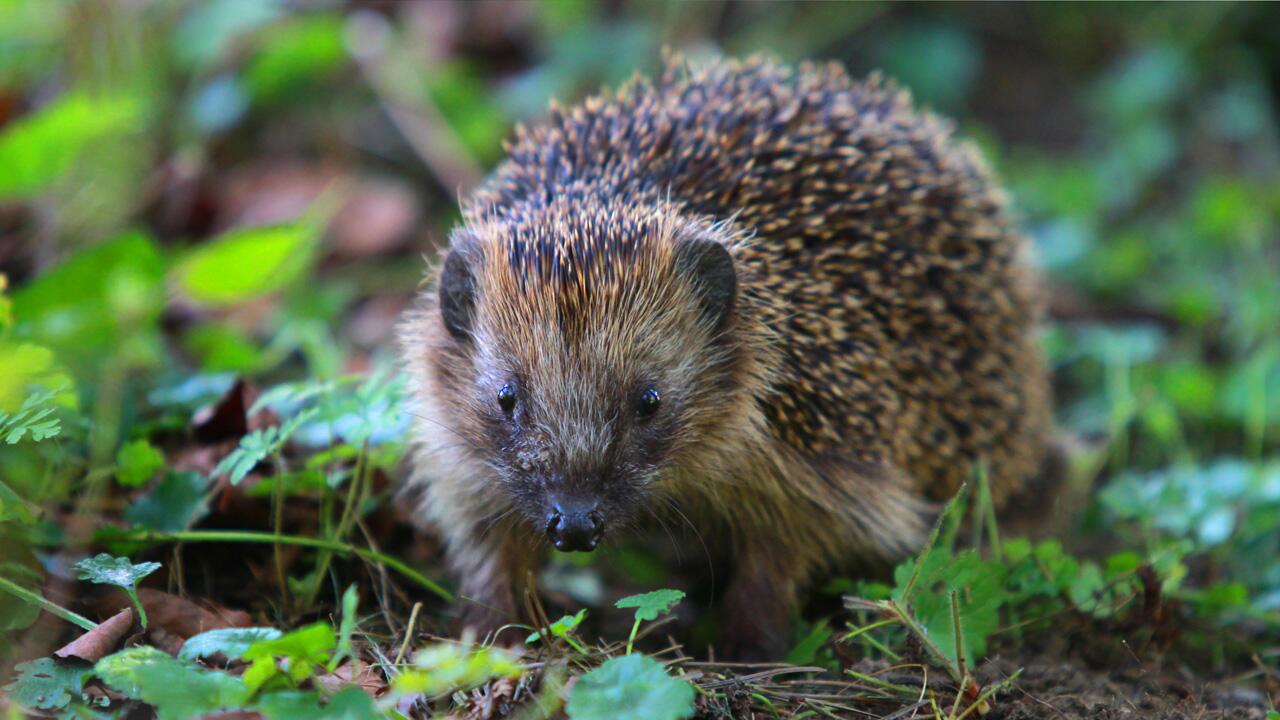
left=399, top=55, right=1051, bottom=659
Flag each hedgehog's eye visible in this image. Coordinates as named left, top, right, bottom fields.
left=636, top=386, right=661, bottom=419
left=497, top=383, right=517, bottom=415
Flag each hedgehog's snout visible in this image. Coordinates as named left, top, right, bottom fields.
left=545, top=498, right=604, bottom=552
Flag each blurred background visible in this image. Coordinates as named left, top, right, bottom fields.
left=2, top=0, right=1279, bottom=670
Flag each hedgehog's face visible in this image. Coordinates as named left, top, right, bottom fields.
left=432, top=211, right=740, bottom=551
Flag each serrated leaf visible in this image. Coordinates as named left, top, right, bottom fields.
left=125, top=471, right=209, bottom=532
left=180, top=627, right=283, bottom=661
left=75, top=553, right=160, bottom=590
left=4, top=657, right=93, bottom=711
left=96, top=646, right=249, bottom=720
left=615, top=589, right=685, bottom=622
left=213, top=409, right=317, bottom=484
left=526, top=608, right=586, bottom=644
left=566, top=654, right=695, bottom=720
left=116, top=439, right=166, bottom=487
left=174, top=224, right=318, bottom=306
left=894, top=549, right=1005, bottom=668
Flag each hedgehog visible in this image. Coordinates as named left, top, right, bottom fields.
left=399, top=55, right=1052, bottom=659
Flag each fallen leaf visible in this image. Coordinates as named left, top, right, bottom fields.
left=193, top=379, right=249, bottom=444
left=54, top=608, right=133, bottom=663
left=311, top=662, right=387, bottom=696
left=96, top=589, right=251, bottom=643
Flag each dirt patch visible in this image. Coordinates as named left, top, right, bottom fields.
left=976, top=655, right=1269, bottom=719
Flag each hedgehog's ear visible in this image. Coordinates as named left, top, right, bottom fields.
left=675, top=234, right=737, bottom=333
left=438, top=237, right=479, bottom=341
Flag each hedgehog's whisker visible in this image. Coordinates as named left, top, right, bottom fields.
left=659, top=495, right=715, bottom=599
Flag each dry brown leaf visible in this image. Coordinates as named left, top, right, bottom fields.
left=95, top=589, right=251, bottom=644
left=54, top=608, right=133, bottom=663
left=313, top=662, right=387, bottom=696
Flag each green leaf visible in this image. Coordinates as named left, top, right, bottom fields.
left=0, top=479, right=36, bottom=524
left=0, top=383, right=65, bottom=444
left=615, top=589, right=685, bottom=623
left=254, top=687, right=381, bottom=720
left=116, top=439, right=166, bottom=487
left=330, top=585, right=359, bottom=671
left=179, top=627, right=283, bottom=661
left=125, top=471, right=210, bottom=532
left=75, top=553, right=160, bottom=590
left=0, top=92, right=140, bottom=199
left=10, top=232, right=165, bottom=369
left=245, top=14, right=347, bottom=101
left=392, top=643, right=521, bottom=697
left=526, top=608, right=586, bottom=645
left=895, top=550, right=1005, bottom=668
left=241, top=622, right=335, bottom=691
left=214, top=409, right=317, bottom=484
left=4, top=657, right=93, bottom=711
left=785, top=620, right=832, bottom=666
left=566, top=654, right=695, bottom=720
left=174, top=224, right=318, bottom=306
left=96, top=646, right=249, bottom=720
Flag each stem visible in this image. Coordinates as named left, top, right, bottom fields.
left=626, top=618, right=641, bottom=655
left=563, top=635, right=588, bottom=655
left=127, top=586, right=148, bottom=628
left=840, top=618, right=896, bottom=642
left=395, top=601, right=423, bottom=664
left=305, top=442, right=368, bottom=609
left=114, top=529, right=452, bottom=601
left=0, top=575, right=98, bottom=631
left=974, top=461, right=1001, bottom=562
left=271, top=452, right=289, bottom=610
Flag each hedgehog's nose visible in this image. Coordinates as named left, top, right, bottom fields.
left=546, top=502, right=604, bottom=552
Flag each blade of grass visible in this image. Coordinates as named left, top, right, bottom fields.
left=0, top=575, right=99, bottom=631
left=113, top=529, right=451, bottom=601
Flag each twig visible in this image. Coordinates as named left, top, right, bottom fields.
left=395, top=601, right=423, bottom=665
left=114, top=529, right=451, bottom=600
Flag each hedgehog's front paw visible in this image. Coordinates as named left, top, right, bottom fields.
left=717, top=616, right=789, bottom=662
left=717, top=556, right=797, bottom=662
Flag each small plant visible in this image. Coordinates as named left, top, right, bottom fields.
left=615, top=588, right=685, bottom=654
left=213, top=409, right=317, bottom=484
left=74, top=553, right=161, bottom=628
left=526, top=608, right=589, bottom=653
